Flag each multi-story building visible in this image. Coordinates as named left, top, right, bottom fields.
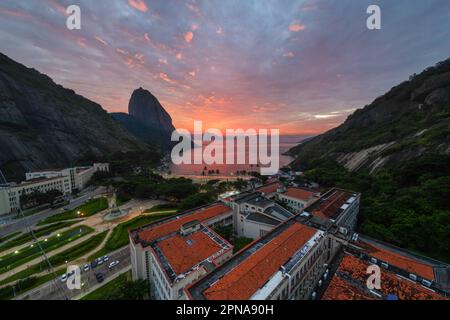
left=1, top=176, right=72, bottom=214
left=186, top=215, right=335, bottom=300
left=231, top=192, right=294, bottom=239
left=25, top=163, right=109, bottom=191
left=278, top=187, right=320, bottom=212
left=319, top=234, right=450, bottom=300
left=302, top=188, right=360, bottom=231
left=0, top=163, right=109, bottom=215
left=129, top=202, right=234, bottom=299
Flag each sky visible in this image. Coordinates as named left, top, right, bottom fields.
left=1, top=0, right=450, bottom=135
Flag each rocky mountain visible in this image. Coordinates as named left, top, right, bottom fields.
left=0, top=53, right=150, bottom=181
left=288, top=58, right=450, bottom=173
left=111, top=88, right=175, bottom=149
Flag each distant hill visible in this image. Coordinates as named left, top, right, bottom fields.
left=111, top=87, right=175, bottom=150
left=0, top=53, right=151, bottom=181
left=288, top=58, right=450, bottom=173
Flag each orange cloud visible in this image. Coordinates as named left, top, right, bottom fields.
left=289, top=23, right=305, bottom=32
left=128, top=0, right=148, bottom=12
left=159, top=72, right=175, bottom=84
left=283, top=51, right=295, bottom=58
left=176, top=52, right=183, bottom=60
left=95, top=36, right=109, bottom=46
left=184, top=31, right=194, bottom=43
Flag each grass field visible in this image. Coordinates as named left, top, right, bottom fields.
left=87, top=212, right=176, bottom=260
left=37, top=197, right=108, bottom=225
left=0, top=232, right=21, bottom=245
left=0, top=231, right=108, bottom=286
left=0, top=221, right=79, bottom=253
left=0, top=225, right=94, bottom=274
left=81, top=270, right=131, bottom=300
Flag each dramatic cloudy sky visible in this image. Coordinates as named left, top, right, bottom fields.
left=1, top=0, right=450, bottom=134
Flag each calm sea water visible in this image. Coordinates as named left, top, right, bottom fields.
left=168, top=135, right=310, bottom=177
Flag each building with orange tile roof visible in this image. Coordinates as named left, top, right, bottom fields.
left=187, top=216, right=332, bottom=300
left=148, top=222, right=233, bottom=300
left=278, top=186, right=320, bottom=212
left=129, top=202, right=234, bottom=299
left=303, top=188, right=360, bottom=231
left=321, top=253, right=447, bottom=300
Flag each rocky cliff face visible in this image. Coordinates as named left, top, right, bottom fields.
left=128, top=87, right=174, bottom=134
left=289, top=58, right=450, bottom=173
left=111, top=87, right=175, bottom=149
left=0, top=53, right=149, bottom=181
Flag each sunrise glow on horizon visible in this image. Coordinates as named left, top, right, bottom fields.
left=1, top=0, right=450, bottom=135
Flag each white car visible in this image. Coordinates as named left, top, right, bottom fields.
left=83, top=264, right=90, bottom=272
left=60, top=274, right=68, bottom=283
left=108, top=260, right=119, bottom=269
left=102, top=255, right=109, bottom=262
left=97, top=258, right=104, bottom=265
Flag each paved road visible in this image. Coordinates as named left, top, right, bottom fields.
left=0, top=187, right=106, bottom=237
left=14, top=246, right=130, bottom=300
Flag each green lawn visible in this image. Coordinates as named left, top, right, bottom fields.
left=0, top=231, right=108, bottom=286
left=38, top=198, right=108, bottom=225
left=0, top=221, right=78, bottom=253
left=143, top=203, right=178, bottom=213
left=0, top=225, right=94, bottom=274
left=87, top=212, right=176, bottom=261
left=81, top=271, right=131, bottom=300
left=0, top=232, right=21, bottom=245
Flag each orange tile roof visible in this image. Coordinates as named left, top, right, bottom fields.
left=137, top=203, right=232, bottom=244
left=284, top=187, right=317, bottom=201
left=311, top=189, right=352, bottom=219
left=322, top=275, right=375, bottom=300
left=256, top=182, right=281, bottom=195
left=323, top=254, right=445, bottom=300
left=358, top=241, right=435, bottom=280
left=156, top=231, right=223, bottom=275
left=202, top=222, right=317, bottom=300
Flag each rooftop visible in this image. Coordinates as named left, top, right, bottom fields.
left=305, top=188, right=357, bottom=220
left=255, top=181, right=282, bottom=195
left=130, top=203, right=232, bottom=248
left=153, top=225, right=232, bottom=282
left=283, top=187, right=318, bottom=201
left=322, top=253, right=446, bottom=300
left=354, top=236, right=440, bottom=281
left=188, top=218, right=319, bottom=300
left=17, top=176, right=63, bottom=187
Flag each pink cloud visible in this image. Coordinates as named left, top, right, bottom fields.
left=95, top=36, right=109, bottom=46
left=184, top=31, right=194, bottom=43
left=289, top=23, right=305, bottom=32
left=283, top=51, right=295, bottom=58
left=128, top=0, right=148, bottom=12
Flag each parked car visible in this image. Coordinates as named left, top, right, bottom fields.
left=108, top=260, right=119, bottom=269
left=60, top=274, right=68, bottom=283
left=83, top=264, right=90, bottom=272
left=91, top=260, right=98, bottom=269
left=95, top=272, right=104, bottom=283
left=97, top=257, right=104, bottom=265
left=102, top=255, right=109, bottom=263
